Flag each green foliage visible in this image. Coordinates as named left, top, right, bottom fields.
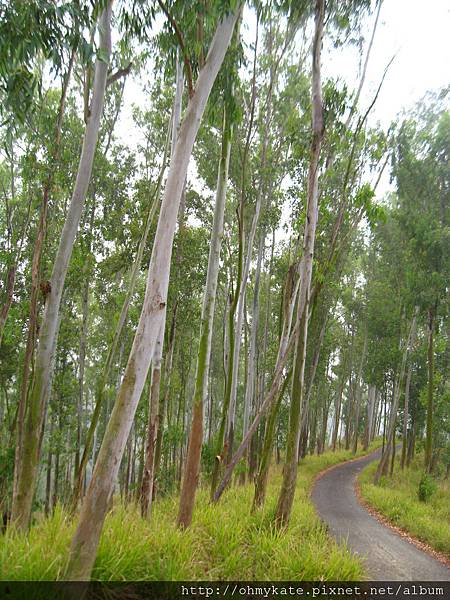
left=417, top=473, right=437, bottom=503
left=0, top=0, right=94, bottom=123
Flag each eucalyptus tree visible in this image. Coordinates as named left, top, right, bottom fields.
left=176, top=30, right=241, bottom=526
left=274, top=0, right=325, bottom=526
left=389, top=101, right=449, bottom=473
left=11, top=2, right=113, bottom=531
left=66, top=2, right=242, bottom=580
left=212, top=0, right=386, bottom=507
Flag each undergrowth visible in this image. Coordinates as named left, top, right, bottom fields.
left=0, top=444, right=380, bottom=581
left=358, top=455, right=450, bottom=557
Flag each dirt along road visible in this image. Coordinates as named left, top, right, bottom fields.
left=311, top=449, right=450, bottom=580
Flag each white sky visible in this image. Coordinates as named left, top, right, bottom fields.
left=325, top=0, right=450, bottom=128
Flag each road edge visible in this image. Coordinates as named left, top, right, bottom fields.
left=355, top=469, right=450, bottom=570
left=309, top=447, right=381, bottom=497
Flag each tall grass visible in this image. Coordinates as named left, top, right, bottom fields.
left=0, top=443, right=380, bottom=581
left=359, top=455, right=450, bottom=557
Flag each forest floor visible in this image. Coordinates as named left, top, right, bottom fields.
left=1, top=444, right=381, bottom=581
left=312, top=449, right=450, bottom=581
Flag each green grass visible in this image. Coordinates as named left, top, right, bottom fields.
left=358, top=455, right=450, bottom=557
left=0, top=443, right=380, bottom=581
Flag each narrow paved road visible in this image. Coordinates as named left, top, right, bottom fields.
left=311, top=449, right=450, bottom=580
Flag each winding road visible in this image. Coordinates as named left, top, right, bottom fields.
left=311, top=449, right=450, bottom=580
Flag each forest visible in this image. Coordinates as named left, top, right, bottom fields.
left=0, top=0, right=449, bottom=588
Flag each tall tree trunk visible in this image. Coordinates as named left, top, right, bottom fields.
left=425, top=306, right=435, bottom=473
left=251, top=261, right=299, bottom=508
left=252, top=371, right=291, bottom=510
left=298, top=312, right=328, bottom=461
left=332, top=351, right=347, bottom=451
left=363, top=385, right=375, bottom=451
left=212, top=261, right=303, bottom=503
left=71, top=113, right=171, bottom=513
left=75, top=204, right=95, bottom=480
left=140, top=325, right=163, bottom=518
left=243, top=232, right=264, bottom=463
left=177, top=105, right=232, bottom=528
left=352, top=331, right=367, bottom=453
left=44, top=411, right=54, bottom=516
left=401, top=306, right=418, bottom=469
left=11, top=11, right=111, bottom=531
left=274, top=0, right=324, bottom=527
left=65, top=9, right=241, bottom=580
left=153, top=303, right=177, bottom=497
left=210, top=21, right=258, bottom=497
left=374, top=310, right=417, bottom=484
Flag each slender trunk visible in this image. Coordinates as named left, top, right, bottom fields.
left=401, top=306, right=418, bottom=469
left=210, top=22, right=258, bottom=496
left=332, top=353, right=347, bottom=451
left=243, top=232, right=264, bottom=447
left=153, top=304, right=177, bottom=495
left=352, top=331, right=367, bottom=453
left=140, top=327, right=163, bottom=518
left=225, top=22, right=277, bottom=464
left=425, top=306, right=434, bottom=473
left=0, top=215, right=31, bottom=346
left=11, top=6, right=112, bottom=531
left=210, top=236, right=242, bottom=497
left=0, top=47, right=74, bottom=348
left=252, top=370, right=291, bottom=511
left=65, top=10, right=241, bottom=579
left=298, top=312, right=328, bottom=461
left=71, top=114, right=171, bottom=512
left=177, top=106, right=232, bottom=528
left=44, top=412, right=54, bottom=516
left=375, top=311, right=417, bottom=484
left=75, top=205, right=95, bottom=479
left=389, top=426, right=396, bottom=476
left=212, top=260, right=303, bottom=503
left=274, top=0, right=325, bottom=527
left=363, top=385, right=375, bottom=451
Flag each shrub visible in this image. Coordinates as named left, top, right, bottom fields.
left=417, top=473, right=437, bottom=502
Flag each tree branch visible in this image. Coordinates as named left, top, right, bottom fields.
left=106, top=62, right=133, bottom=87
left=157, top=0, right=194, bottom=98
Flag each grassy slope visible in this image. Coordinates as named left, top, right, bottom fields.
left=359, top=455, right=450, bottom=557
left=0, top=444, right=380, bottom=581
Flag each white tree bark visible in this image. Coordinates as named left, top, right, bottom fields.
left=243, top=233, right=264, bottom=439
left=65, top=7, right=241, bottom=580
left=11, top=2, right=113, bottom=531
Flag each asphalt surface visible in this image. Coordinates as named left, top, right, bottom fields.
left=311, top=449, right=450, bottom=581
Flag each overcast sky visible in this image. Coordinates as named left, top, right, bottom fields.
left=324, top=0, right=449, bottom=128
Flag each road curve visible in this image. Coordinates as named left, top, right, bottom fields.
left=311, top=449, right=450, bottom=581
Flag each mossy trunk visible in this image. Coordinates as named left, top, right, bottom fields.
left=275, top=0, right=324, bottom=527
left=275, top=308, right=308, bottom=526
left=425, top=306, right=434, bottom=473
left=178, top=109, right=231, bottom=528
left=252, top=372, right=290, bottom=511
